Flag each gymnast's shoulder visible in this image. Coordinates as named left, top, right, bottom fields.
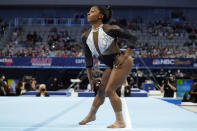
left=103, top=24, right=121, bottom=30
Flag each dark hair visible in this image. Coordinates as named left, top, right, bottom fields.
left=96, top=5, right=112, bottom=23
left=0, top=74, right=4, bottom=78
left=16, top=80, right=23, bottom=89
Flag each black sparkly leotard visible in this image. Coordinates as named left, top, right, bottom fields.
left=81, top=24, right=137, bottom=69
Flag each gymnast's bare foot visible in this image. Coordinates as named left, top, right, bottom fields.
left=79, top=115, right=96, bottom=125
left=107, top=121, right=126, bottom=128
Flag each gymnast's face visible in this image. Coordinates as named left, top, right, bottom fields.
left=87, top=6, right=103, bottom=23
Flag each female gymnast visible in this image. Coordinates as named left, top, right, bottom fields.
left=79, top=5, right=137, bottom=128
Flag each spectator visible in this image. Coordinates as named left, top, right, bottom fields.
left=1, top=17, right=197, bottom=58
left=0, top=74, right=7, bottom=96
left=24, top=79, right=32, bottom=91
left=3, top=80, right=9, bottom=96
left=129, top=76, right=137, bottom=88
left=175, top=69, right=184, bottom=78
left=15, top=80, right=26, bottom=96
left=36, top=84, right=49, bottom=97
left=31, top=78, right=37, bottom=91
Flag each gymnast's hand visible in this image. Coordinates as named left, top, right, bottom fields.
left=113, top=55, right=128, bottom=69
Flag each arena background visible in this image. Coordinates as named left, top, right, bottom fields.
left=0, top=0, right=197, bottom=95
left=0, top=0, right=197, bottom=131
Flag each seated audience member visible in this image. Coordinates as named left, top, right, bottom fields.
left=129, top=76, right=138, bottom=88
left=15, top=80, right=26, bottom=96
left=36, top=84, right=49, bottom=97
left=31, top=78, right=37, bottom=91
left=3, top=80, right=9, bottom=96
left=24, top=80, right=32, bottom=91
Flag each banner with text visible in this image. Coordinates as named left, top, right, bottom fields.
left=0, top=57, right=195, bottom=69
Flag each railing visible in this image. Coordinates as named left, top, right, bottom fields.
left=14, top=18, right=90, bottom=26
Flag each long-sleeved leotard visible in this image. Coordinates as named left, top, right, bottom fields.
left=81, top=24, right=137, bottom=68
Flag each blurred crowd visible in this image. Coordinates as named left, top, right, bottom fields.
left=134, top=43, right=197, bottom=58
left=0, top=74, right=59, bottom=96
left=0, top=26, right=83, bottom=57
left=111, top=16, right=196, bottom=40
left=0, top=17, right=197, bottom=58
left=0, top=18, right=8, bottom=40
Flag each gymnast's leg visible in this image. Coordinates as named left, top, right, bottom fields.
left=79, top=67, right=112, bottom=125
left=106, top=57, right=133, bottom=128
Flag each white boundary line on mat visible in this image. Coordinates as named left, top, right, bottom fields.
left=122, top=98, right=132, bottom=129
left=0, top=127, right=131, bottom=130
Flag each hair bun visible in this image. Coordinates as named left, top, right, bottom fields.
left=96, top=5, right=112, bottom=23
